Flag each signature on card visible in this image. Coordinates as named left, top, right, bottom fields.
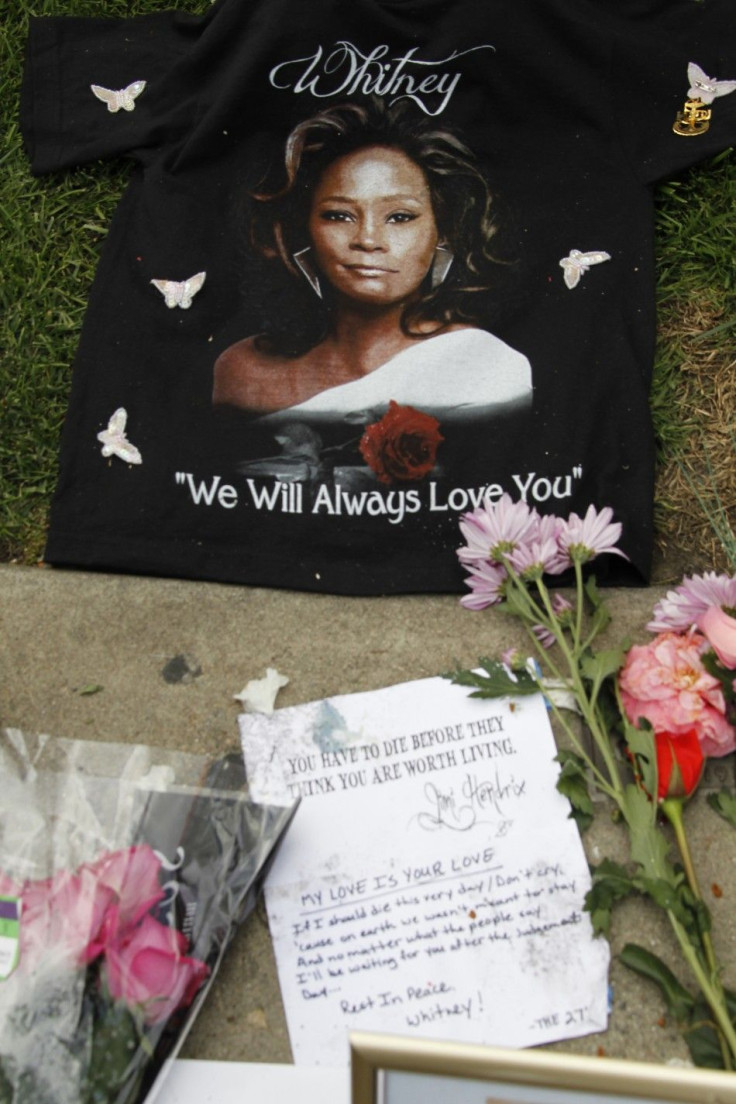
left=416, top=770, right=526, bottom=831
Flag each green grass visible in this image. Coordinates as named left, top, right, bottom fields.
left=650, top=148, right=736, bottom=571
left=652, top=148, right=736, bottom=455
left=679, top=433, right=736, bottom=571
left=1, top=3, right=735, bottom=566
left=1, top=0, right=211, bottom=562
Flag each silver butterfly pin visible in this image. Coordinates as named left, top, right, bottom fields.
left=97, top=408, right=142, bottom=465
left=559, top=249, right=611, bottom=290
left=90, top=80, right=147, bottom=113
left=687, top=62, right=736, bottom=105
left=151, top=271, right=207, bottom=309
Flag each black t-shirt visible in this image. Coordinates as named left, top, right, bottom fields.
left=21, top=0, right=736, bottom=594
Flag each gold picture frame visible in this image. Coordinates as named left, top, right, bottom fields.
left=350, top=1032, right=736, bottom=1104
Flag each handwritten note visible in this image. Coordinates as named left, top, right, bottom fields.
left=239, top=677, right=609, bottom=1065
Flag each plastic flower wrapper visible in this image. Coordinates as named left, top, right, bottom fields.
left=449, top=496, right=736, bottom=1070
left=0, top=730, right=296, bottom=1104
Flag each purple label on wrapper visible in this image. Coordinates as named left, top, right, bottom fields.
left=0, top=899, right=18, bottom=922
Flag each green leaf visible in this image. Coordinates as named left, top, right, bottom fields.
left=596, top=679, right=626, bottom=740
left=635, top=875, right=685, bottom=916
left=579, top=647, right=627, bottom=686
left=583, top=574, right=605, bottom=611
left=622, top=721, right=658, bottom=816
left=620, top=784, right=677, bottom=888
left=588, top=601, right=613, bottom=639
left=503, top=586, right=539, bottom=621
left=620, top=781, right=655, bottom=840
left=677, top=879, right=713, bottom=939
left=555, top=751, right=594, bottom=831
left=444, top=660, right=539, bottom=699
left=584, top=858, right=638, bottom=935
left=77, top=683, right=104, bottom=696
left=583, top=576, right=613, bottom=635
left=81, top=993, right=147, bottom=1104
left=701, top=652, right=736, bottom=719
left=706, top=787, right=736, bottom=829
left=630, top=869, right=712, bottom=945
left=682, top=990, right=736, bottom=1069
left=619, top=943, right=695, bottom=1023
left=684, top=1014, right=728, bottom=1069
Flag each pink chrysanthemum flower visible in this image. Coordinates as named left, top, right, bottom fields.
left=532, top=622, right=556, bottom=649
left=647, top=572, right=736, bottom=633
left=539, top=514, right=573, bottom=574
left=557, top=505, right=628, bottom=564
left=531, top=594, right=574, bottom=649
left=509, top=536, right=567, bottom=580
left=552, top=592, right=574, bottom=619
left=460, top=560, right=509, bottom=610
left=457, top=494, right=539, bottom=565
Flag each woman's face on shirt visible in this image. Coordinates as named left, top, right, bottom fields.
left=308, top=145, right=439, bottom=308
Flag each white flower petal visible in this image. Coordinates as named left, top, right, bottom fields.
left=233, top=667, right=289, bottom=714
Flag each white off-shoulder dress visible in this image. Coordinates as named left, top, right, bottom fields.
left=271, top=328, right=532, bottom=421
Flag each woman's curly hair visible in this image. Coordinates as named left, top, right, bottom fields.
left=249, top=99, right=505, bottom=354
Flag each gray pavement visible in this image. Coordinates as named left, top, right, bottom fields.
left=2, top=562, right=735, bottom=1069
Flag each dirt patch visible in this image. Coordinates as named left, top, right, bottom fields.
left=653, top=297, right=735, bottom=581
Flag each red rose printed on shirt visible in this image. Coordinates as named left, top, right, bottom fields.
left=359, top=401, right=443, bottom=485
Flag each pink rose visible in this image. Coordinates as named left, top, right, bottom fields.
left=103, top=914, right=209, bottom=1025
left=18, top=846, right=165, bottom=971
left=698, top=606, right=736, bottom=668
left=83, top=846, right=164, bottom=959
left=619, top=631, right=736, bottom=758
left=20, top=868, right=117, bottom=971
left=0, top=871, right=20, bottom=898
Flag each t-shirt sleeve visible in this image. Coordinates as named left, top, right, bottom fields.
left=605, top=0, right=736, bottom=184
left=20, top=10, right=210, bottom=174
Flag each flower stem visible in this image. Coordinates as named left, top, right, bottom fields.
left=522, top=625, right=620, bottom=801
left=501, top=558, right=553, bottom=627
left=661, top=798, right=720, bottom=981
left=533, top=578, right=626, bottom=805
left=661, top=798, right=733, bottom=1069
left=667, top=909, right=736, bottom=1070
left=573, top=558, right=585, bottom=653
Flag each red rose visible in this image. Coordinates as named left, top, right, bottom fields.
left=359, top=401, right=443, bottom=485
left=655, top=729, right=704, bottom=801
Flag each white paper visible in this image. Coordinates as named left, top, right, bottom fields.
left=154, top=1060, right=348, bottom=1103
left=240, top=677, right=609, bottom=1066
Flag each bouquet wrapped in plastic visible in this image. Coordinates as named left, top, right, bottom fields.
left=0, top=730, right=296, bottom=1104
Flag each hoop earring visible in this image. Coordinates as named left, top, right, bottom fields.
left=293, top=247, right=322, bottom=299
left=430, top=244, right=454, bottom=289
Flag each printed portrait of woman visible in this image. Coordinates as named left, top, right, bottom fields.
left=212, top=99, right=532, bottom=423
